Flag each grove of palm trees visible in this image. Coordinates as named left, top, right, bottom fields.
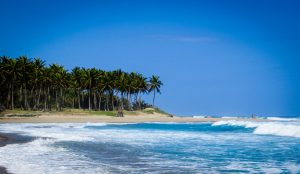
left=0, top=56, right=163, bottom=113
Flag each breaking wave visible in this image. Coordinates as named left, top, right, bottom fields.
left=267, top=117, right=300, bottom=121
left=212, top=120, right=300, bottom=138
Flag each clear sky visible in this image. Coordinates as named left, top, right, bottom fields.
left=0, top=0, right=299, bottom=116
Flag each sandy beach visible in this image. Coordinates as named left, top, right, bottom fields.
left=0, top=113, right=268, bottom=123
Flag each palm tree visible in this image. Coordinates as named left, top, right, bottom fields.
left=2, top=57, right=21, bottom=110
left=131, top=73, right=148, bottom=110
left=83, top=68, right=99, bottom=111
left=41, top=67, right=52, bottom=111
left=92, top=69, right=104, bottom=110
left=49, top=64, right=67, bottom=111
left=32, top=58, right=45, bottom=110
left=102, top=71, right=114, bottom=111
left=71, top=67, right=84, bottom=109
left=0, top=56, right=164, bottom=112
left=17, top=56, right=33, bottom=110
left=112, top=69, right=124, bottom=110
left=149, top=75, right=163, bottom=108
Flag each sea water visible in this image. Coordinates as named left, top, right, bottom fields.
left=0, top=119, right=300, bottom=174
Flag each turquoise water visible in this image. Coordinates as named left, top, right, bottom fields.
left=0, top=120, right=300, bottom=173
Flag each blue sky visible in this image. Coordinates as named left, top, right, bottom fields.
left=1, top=0, right=299, bottom=116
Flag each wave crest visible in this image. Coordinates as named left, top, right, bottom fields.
left=212, top=120, right=300, bottom=138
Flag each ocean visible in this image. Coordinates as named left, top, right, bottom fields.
left=0, top=119, right=300, bottom=174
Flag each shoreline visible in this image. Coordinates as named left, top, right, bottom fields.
left=0, top=113, right=269, bottom=123
left=0, top=114, right=270, bottom=174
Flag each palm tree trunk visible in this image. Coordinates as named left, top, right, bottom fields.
left=93, top=91, right=97, bottom=110
left=81, top=92, right=84, bottom=110
left=19, top=86, right=22, bottom=109
left=121, top=93, right=124, bottom=110
left=60, top=88, right=63, bottom=111
left=6, top=83, right=11, bottom=109
left=43, top=88, right=47, bottom=111
left=138, top=93, right=141, bottom=110
left=111, top=90, right=114, bottom=111
left=98, top=93, right=102, bottom=111
left=36, top=87, right=42, bottom=110
left=30, top=87, right=34, bottom=109
left=11, top=81, right=14, bottom=110
left=48, top=87, right=51, bottom=111
left=24, top=85, right=28, bottom=110
left=77, top=89, right=81, bottom=109
left=88, top=89, right=91, bottom=111
left=153, top=90, right=156, bottom=108
left=126, top=92, right=129, bottom=110
left=129, top=93, right=132, bottom=111
left=127, top=90, right=132, bottom=110
left=134, top=93, right=138, bottom=109
left=56, top=89, right=59, bottom=111
left=106, top=93, right=109, bottom=111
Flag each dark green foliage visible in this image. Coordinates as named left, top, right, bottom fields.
left=0, top=56, right=163, bottom=112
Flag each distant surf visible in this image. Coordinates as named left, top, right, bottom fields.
left=213, top=120, right=300, bottom=138
left=266, top=117, right=300, bottom=121
left=192, top=115, right=207, bottom=118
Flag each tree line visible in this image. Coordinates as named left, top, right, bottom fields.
left=0, top=56, right=163, bottom=112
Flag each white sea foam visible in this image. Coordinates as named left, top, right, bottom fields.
left=213, top=120, right=300, bottom=138
left=221, top=116, right=239, bottom=119
left=284, top=163, right=300, bottom=174
left=267, top=117, right=300, bottom=121
left=0, top=138, right=109, bottom=174
left=212, top=120, right=259, bottom=128
left=254, top=123, right=300, bottom=138
left=193, top=115, right=206, bottom=118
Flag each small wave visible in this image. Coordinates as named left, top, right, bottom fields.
left=212, top=120, right=300, bottom=138
left=84, top=122, right=108, bottom=127
left=212, top=120, right=259, bottom=128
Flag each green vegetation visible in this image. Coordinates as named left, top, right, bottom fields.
left=1, top=108, right=147, bottom=117
left=0, top=56, right=163, bottom=114
left=148, top=75, right=163, bottom=107
left=142, top=107, right=171, bottom=116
